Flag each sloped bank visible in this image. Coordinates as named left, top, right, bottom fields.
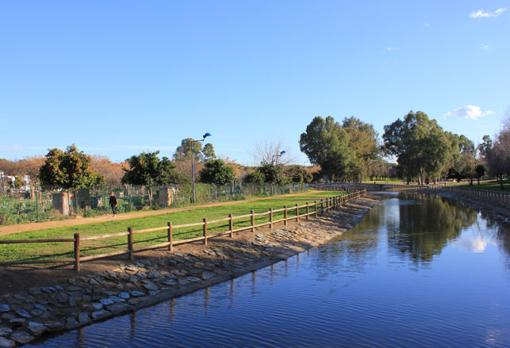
left=0, top=196, right=378, bottom=347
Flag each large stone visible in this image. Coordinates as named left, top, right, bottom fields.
left=108, top=296, right=124, bottom=303
left=130, top=290, right=145, bottom=298
left=44, top=321, right=65, bottom=331
left=0, top=337, right=15, bottom=348
left=99, top=298, right=114, bottom=306
left=27, top=321, right=46, bottom=336
left=10, top=331, right=34, bottom=344
left=33, top=304, right=47, bottom=312
left=143, top=282, right=159, bottom=291
left=88, top=278, right=101, bottom=286
left=161, top=278, right=178, bottom=286
left=91, top=303, right=103, bottom=311
left=118, top=292, right=130, bottom=300
left=14, top=308, right=31, bottom=319
left=91, top=310, right=109, bottom=320
left=147, top=271, right=161, bottom=279
left=78, top=312, right=90, bottom=325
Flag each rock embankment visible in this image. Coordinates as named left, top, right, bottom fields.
left=0, top=196, right=378, bottom=347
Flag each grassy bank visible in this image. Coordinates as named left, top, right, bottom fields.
left=456, top=179, right=510, bottom=191
left=0, top=190, right=342, bottom=264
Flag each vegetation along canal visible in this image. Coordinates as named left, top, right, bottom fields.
left=28, top=193, right=510, bottom=347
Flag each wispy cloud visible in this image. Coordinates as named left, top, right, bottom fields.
left=385, top=46, right=400, bottom=52
left=480, top=44, right=490, bottom=51
left=445, top=105, right=494, bottom=120
left=469, top=8, right=507, bottom=19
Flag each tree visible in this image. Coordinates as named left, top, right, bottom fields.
left=258, top=162, right=289, bottom=184
left=173, top=138, right=203, bottom=161
left=39, top=145, right=103, bottom=190
left=300, top=116, right=354, bottom=181
left=284, top=165, right=314, bottom=183
left=478, top=135, right=493, bottom=160
left=174, top=138, right=216, bottom=162
left=202, top=143, right=216, bottom=161
left=122, top=151, right=184, bottom=204
left=243, top=171, right=265, bottom=185
left=475, top=164, right=486, bottom=185
left=199, top=159, right=235, bottom=186
left=486, top=123, right=510, bottom=189
left=446, top=133, right=477, bottom=183
left=383, top=111, right=450, bottom=184
left=342, top=117, right=379, bottom=181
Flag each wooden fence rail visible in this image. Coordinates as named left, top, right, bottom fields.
left=0, top=190, right=366, bottom=271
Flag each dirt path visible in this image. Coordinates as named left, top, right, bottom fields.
left=0, top=191, right=324, bottom=236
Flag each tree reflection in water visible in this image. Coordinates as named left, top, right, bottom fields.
left=389, top=193, right=478, bottom=263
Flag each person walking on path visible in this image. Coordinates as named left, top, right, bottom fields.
left=109, top=192, right=118, bottom=217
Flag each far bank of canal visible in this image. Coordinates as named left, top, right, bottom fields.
left=28, top=192, right=510, bottom=347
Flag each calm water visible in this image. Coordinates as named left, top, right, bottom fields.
left=30, top=194, right=510, bottom=347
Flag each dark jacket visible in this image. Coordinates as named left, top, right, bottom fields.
left=109, top=195, right=117, bottom=206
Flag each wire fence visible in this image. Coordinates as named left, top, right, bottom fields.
left=0, top=183, right=309, bottom=226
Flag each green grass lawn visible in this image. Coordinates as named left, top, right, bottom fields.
left=456, top=179, right=510, bottom=191
left=0, top=190, right=342, bottom=264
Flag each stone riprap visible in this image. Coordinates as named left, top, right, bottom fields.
left=0, top=197, right=377, bottom=346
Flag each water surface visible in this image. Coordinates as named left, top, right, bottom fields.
left=30, top=194, right=510, bottom=347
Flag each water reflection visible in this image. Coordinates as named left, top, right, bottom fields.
left=388, top=193, right=478, bottom=262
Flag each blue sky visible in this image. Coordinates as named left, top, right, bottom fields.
left=0, top=1, right=509, bottom=164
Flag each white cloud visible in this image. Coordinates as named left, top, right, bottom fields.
left=385, top=46, right=400, bottom=52
left=480, top=44, right=490, bottom=50
left=445, top=105, right=494, bottom=120
left=469, top=8, right=507, bottom=18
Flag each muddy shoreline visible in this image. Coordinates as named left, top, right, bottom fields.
left=0, top=196, right=379, bottom=347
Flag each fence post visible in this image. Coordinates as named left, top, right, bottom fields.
left=295, top=204, right=299, bottom=222
left=73, top=233, right=81, bottom=272
left=306, top=202, right=309, bottom=221
left=167, top=222, right=173, bottom=252
left=314, top=201, right=318, bottom=218
left=128, top=227, right=134, bottom=261
left=229, top=214, right=234, bottom=238
left=320, top=199, right=324, bottom=213
left=250, top=210, right=255, bottom=232
left=203, top=218, right=208, bottom=246
left=284, top=206, right=288, bottom=226
left=269, top=208, right=273, bottom=228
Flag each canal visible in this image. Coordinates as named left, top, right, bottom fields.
left=29, top=193, right=510, bottom=347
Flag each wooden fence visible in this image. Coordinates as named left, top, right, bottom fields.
left=0, top=190, right=366, bottom=271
